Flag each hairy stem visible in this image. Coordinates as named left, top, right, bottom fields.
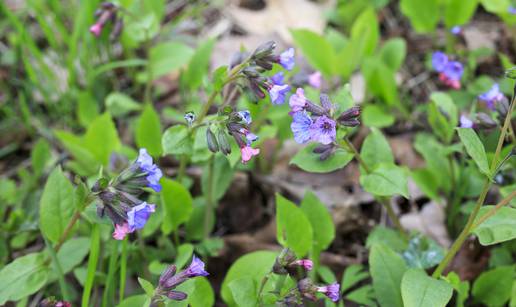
left=203, top=155, right=215, bottom=239
left=54, top=209, right=82, bottom=252
left=471, top=190, right=516, bottom=230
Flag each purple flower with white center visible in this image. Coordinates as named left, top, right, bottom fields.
left=478, top=83, right=504, bottom=110
left=269, top=84, right=290, bottom=105
left=450, top=26, right=462, bottom=35
left=127, top=202, right=155, bottom=231
left=136, top=148, right=162, bottom=192
left=310, top=115, right=336, bottom=145
left=291, top=112, right=313, bottom=144
left=460, top=115, right=474, bottom=128
left=308, top=71, right=322, bottom=89
left=317, top=283, right=340, bottom=302
left=289, top=88, right=307, bottom=113
left=443, top=61, right=464, bottom=81
left=183, top=256, right=209, bottom=278
left=278, top=48, right=295, bottom=70
left=238, top=110, right=252, bottom=125
left=271, top=72, right=285, bottom=85
left=432, top=51, right=449, bottom=72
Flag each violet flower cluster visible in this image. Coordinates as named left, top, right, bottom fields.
left=93, top=148, right=162, bottom=240
left=289, top=88, right=360, bottom=160
left=89, top=2, right=123, bottom=40
left=273, top=249, right=340, bottom=306
left=431, top=51, right=464, bottom=89
left=154, top=256, right=209, bottom=302
left=460, top=83, right=509, bottom=130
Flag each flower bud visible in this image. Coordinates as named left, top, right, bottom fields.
left=252, top=41, right=276, bottom=60
left=320, top=94, right=333, bottom=112
left=496, top=98, right=509, bottom=120
left=206, top=128, right=219, bottom=153
left=159, top=265, right=177, bottom=287
left=338, top=106, right=361, bottom=127
left=167, top=290, right=187, bottom=301
left=218, top=130, right=232, bottom=155
left=272, top=248, right=296, bottom=275
left=476, top=112, right=497, bottom=129
left=505, top=66, right=516, bottom=79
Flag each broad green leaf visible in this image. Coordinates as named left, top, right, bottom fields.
left=291, top=29, right=337, bottom=78
left=276, top=194, right=313, bottom=257
left=345, top=284, right=376, bottom=306
left=105, top=92, right=141, bottom=118
left=161, top=179, right=193, bottom=234
left=411, top=168, right=440, bottom=201
left=472, top=206, right=516, bottom=245
left=360, top=164, right=409, bottom=198
left=162, top=125, right=193, bottom=156
left=55, top=130, right=99, bottom=174
left=83, top=113, right=121, bottom=165
left=31, top=138, right=51, bottom=177
left=457, top=128, right=490, bottom=177
left=136, top=104, right=162, bottom=156
left=49, top=237, right=90, bottom=280
left=174, top=243, right=194, bottom=269
left=77, top=91, right=99, bottom=127
left=428, top=92, right=458, bottom=143
left=413, top=133, right=451, bottom=192
left=360, top=128, right=394, bottom=169
left=221, top=251, right=277, bottom=306
left=400, top=0, right=440, bottom=32
left=401, top=269, right=453, bottom=307
left=370, top=244, right=407, bottom=307
left=188, top=277, right=215, bottom=307
left=148, top=42, right=194, bottom=80
left=138, top=277, right=155, bottom=297
left=341, top=264, right=370, bottom=292
left=300, top=191, right=335, bottom=251
left=444, top=272, right=469, bottom=307
left=201, top=154, right=234, bottom=201
left=290, top=143, right=353, bottom=173
left=472, top=266, right=514, bottom=306
left=362, top=58, right=399, bottom=106
left=379, top=38, right=406, bottom=71
left=401, top=236, right=444, bottom=269
left=228, top=277, right=257, bottom=307
left=445, top=0, right=479, bottom=27
left=0, top=253, right=49, bottom=304
left=183, top=39, right=215, bottom=90
left=116, top=295, right=147, bottom=307
left=39, top=167, right=75, bottom=243
left=350, top=8, right=379, bottom=57
left=366, top=226, right=408, bottom=252
left=362, top=104, right=395, bottom=128
left=480, top=0, right=510, bottom=13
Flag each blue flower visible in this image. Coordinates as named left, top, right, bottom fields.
left=317, top=283, right=340, bottom=302
left=460, top=115, right=474, bottom=128
left=184, top=256, right=209, bottom=277
left=127, top=202, right=155, bottom=231
left=269, top=84, right=290, bottom=105
left=450, top=26, right=462, bottom=35
left=310, top=115, right=336, bottom=145
left=136, top=148, right=163, bottom=192
left=432, top=51, right=448, bottom=72
left=237, top=110, right=252, bottom=125
left=478, top=83, right=504, bottom=110
left=279, top=48, right=295, bottom=70
left=271, top=72, right=285, bottom=85
left=443, top=61, right=463, bottom=81
left=291, top=112, right=313, bottom=144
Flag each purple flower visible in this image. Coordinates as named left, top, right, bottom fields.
left=289, top=88, right=307, bottom=113
left=443, top=61, right=463, bottom=81
left=238, top=110, right=252, bottom=125
left=308, top=71, right=322, bottom=89
left=450, top=26, right=462, bottom=35
left=509, top=6, right=516, bottom=14
left=269, top=84, right=290, bottom=105
left=460, top=115, right=474, bottom=128
left=183, top=256, right=209, bottom=278
left=136, top=148, right=163, bottom=192
left=310, top=115, right=336, bottom=145
left=127, top=202, right=155, bottom=231
left=317, top=283, right=340, bottom=302
left=245, top=132, right=259, bottom=145
left=291, top=112, right=313, bottom=144
left=478, top=83, right=504, bottom=110
left=279, top=48, right=295, bottom=70
left=271, top=72, right=285, bottom=85
left=432, top=52, right=449, bottom=72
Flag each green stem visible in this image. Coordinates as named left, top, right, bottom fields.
left=471, top=190, right=516, bottom=230
left=82, top=224, right=100, bottom=307
left=46, top=238, right=70, bottom=301
left=54, top=209, right=82, bottom=252
left=203, top=155, right=215, bottom=239
left=119, top=237, right=128, bottom=302
left=257, top=272, right=272, bottom=304
left=102, top=241, right=119, bottom=307
left=432, top=94, right=515, bottom=278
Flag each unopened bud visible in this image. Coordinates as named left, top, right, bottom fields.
left=206, top=128, right=219, bottom=153
left=505, top=66, right=516, bottom=79
left=167, top=290, right=187, bottom=301
left=218, top=130, right=231, bottom=155
left=252, top=41, right=276, bottom=59
left=476, top=112, right=497, bottom=129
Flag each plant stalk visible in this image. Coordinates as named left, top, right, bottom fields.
left=203, top=155, right=215, bottom=239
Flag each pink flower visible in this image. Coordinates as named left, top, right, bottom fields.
left=89, top=23, right=103, bottom=37
left=113, top=223, right=131, bottom=240
left=240, top=146, right=260, bottom=164
left=293, top=259, right=313, bottom=271
left=308, top=71, right=322, bottom=89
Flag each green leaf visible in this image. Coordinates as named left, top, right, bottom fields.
left=31, top=138, right=51, bottom=177
left=341, top=264, right=370, bottom=292
left=39, top=167, right=75, bottom=243
left=188, top=277, right=215, bottom=307
left=162, top=125, right=193, bottom=156
left=444, top=272, right=469, bottom=307
left=77, top=91, right=99, bottom=127
left=183, top=39, right=215, bottom=90
left=370, top=244, right=407, bottom=307
left=360, top=128, right=394, bottom=169
left=290, top=143, right=353, bottom=173
left=138, top=277, right=155, bottom=297
left=83, top=113, right=121, bottom=165
left=411, top=168, right=440, bottom=201
left=105, top=92, right=142, bottom=118
left=362, top=104, right=395, bottom=128
left=472, top=266, right=514, bottom=307
left=360, top=164, right=409, bottom=198
left=201, top=154, right=234, bottom=201
left=161, top=179, right=193, bottom=234
left=54, top=130, right=99, bottom=175
left=290, top=29, right=337, bottom=78
left=345, top=285, right=376, bottom=306
left=428, top=92, right=458, bottom=144
left=228, top=277, right=257, bottom=307
left=472, top=206, right=516, bottom=245
left=400, top=0, right=440, bottom=32
left=49, top=237, right=90, bottom=280
left=117, top=295, right=147, bottom=307
left=0, top=253, right=49, bottom=304
left=457, top=128, right=490, bottom=177
left=379, top=38, right=406, bottom=71
left=300, top=191, right=335, bottom=251
left=401, top=269, right=453, bottom=307
left=350, top=8, right=379, bottom=57
left=136, top=104, right=162, bottom=156
left=401, top=236, right=444, bottom=269
left=221, top=251, right=277, bottom=306
left=148, top=42, right=194, bottom=80
left=445, top=0, right=479, bottom=27
left=366, top=226, right=408, bottom=252
left=174, top=243, right=194, bottom=269
left=276, top=194, right=313, bottom=257
left=480, top=0, right=510, bottom=13
left=362, top=58, right=399, bottom=106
